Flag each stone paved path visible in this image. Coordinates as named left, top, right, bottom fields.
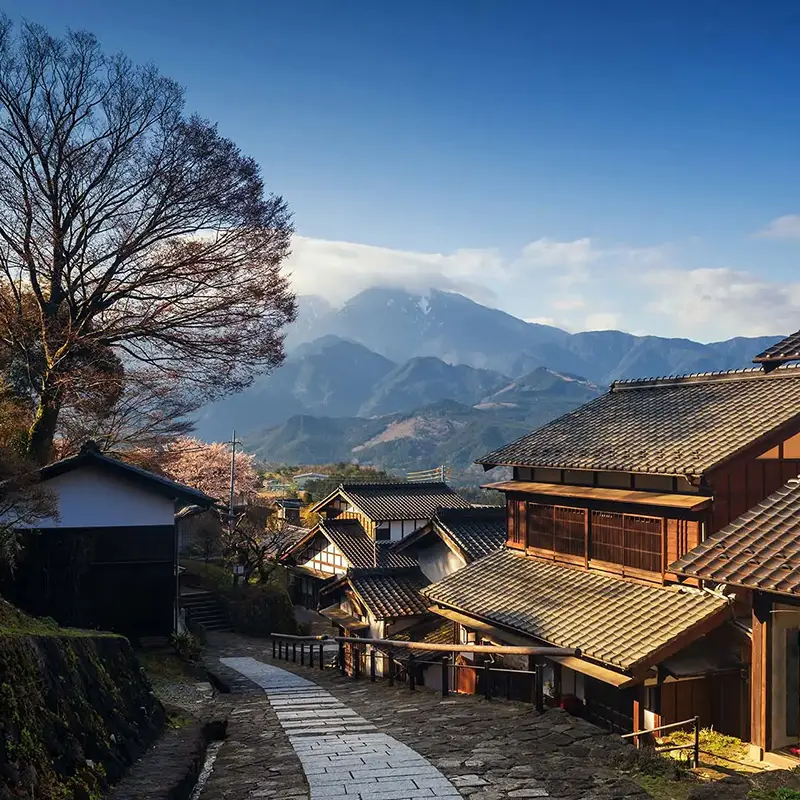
left=222, top=656, right=464, bottom=799
left=204, top=634, right=650, bottom=800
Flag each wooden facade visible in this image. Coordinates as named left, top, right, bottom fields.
left=506, top=493, right=702, bottom=585
left=493, top=423, right=800, bottom=743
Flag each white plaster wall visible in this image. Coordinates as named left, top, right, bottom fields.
left=417, top=539, right=467, bottom=582
left=389, top=518, right=428, bottom=542
left=301, top=541, right=348, bottom=575
left=22, top=467, right=175, bottom=528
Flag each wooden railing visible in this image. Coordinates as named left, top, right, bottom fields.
left=621, top=716, right=700, bottom=767
left=270, top=633, right=579, bottom=710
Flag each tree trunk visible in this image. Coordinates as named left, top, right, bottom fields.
left=27, top=391, right=62, bottom=466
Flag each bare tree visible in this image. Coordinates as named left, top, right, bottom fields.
left=0, top=18, right=295, bottom=464
left=56, top=367, right=197, bottom=458
left=221, top=508, right=302, bottom=584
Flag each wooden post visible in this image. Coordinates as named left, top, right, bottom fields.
left=409, top=654, right=416, bottom=690
left=552, top=661, right=563, bottom=706
left=535, top=662, right=544, bottom=713
left=370, top=648, right=376, bottom=682
left=751, top=591, right=773, bottom=754
left=300, top=642, right=305, bottom=666
left=272, top=638, right=276, bottom=659
left=339, top=640, right=346, bottom=675
left=319, top=642, right=325, bottom=670
left=292, top=642, right=297, bottom=663
left=388, top=655, right=395, bottom=686
left=484, top=660, right=492, bottom=701
left=693, top=716, right=700, bottom=768
left=632, top=686, right=644, bottom=748
left=352, top=643, right=360, bottom=679
left=441, top=655, right=450, bottom=697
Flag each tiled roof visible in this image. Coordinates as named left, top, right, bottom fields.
left=671, top=478, right=800, bottom=595
left=422, top=549, right=730, bottom=671
left=433, top=507, right=506, bottom=562
left=320, top=519, right=418, bottom=569
left=340, top=481, right=471, bottom=521
left=476, top=366, right=800, bottom=476
left=348, top=568, right=431, bottom=619
left=754, top=331, right=800, bottom=365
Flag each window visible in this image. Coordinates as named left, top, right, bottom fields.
left=590, top=511, right=662, bottom=573
left=507, top=500, right=525, bottom=547
left=527, top=503, right=586, bottom=559
left=375, top=526, right=390, bottom=542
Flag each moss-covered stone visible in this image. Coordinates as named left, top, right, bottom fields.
left=0, top=605, right=164, bottom=799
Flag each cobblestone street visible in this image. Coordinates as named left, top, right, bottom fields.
left=201, top=634, right=649, bottom=800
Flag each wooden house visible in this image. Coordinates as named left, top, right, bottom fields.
left=5, top=441, right=214, bottom=640
left=395, top=506, right=506, bottom=582
left=672, top=477, right=800, bottom=762
left=423, top=357, right=800, bottom=739
left=281, top=481, right=470, bottom=608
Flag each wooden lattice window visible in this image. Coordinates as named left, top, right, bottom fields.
left=507, top=500, right=525, bottom=547
left=553, top=507, right=586, bottom=557
left=527, top=503, right=554, bottom=550
left=527, top=503, right=586, bottom=558
left=590, top=511, right=662, bottom=573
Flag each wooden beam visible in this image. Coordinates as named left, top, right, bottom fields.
left=751, top=591, right=772, bottom=753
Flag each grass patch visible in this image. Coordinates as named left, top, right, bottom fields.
left=665, top=728, right=750, bottom=764
left=0, top=598, right=118, bottom=638
left=635, top=774, right=696, bottom=800
left=138, top=649, right=197, bottom=682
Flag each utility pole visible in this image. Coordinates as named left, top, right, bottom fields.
left=228, top=430, right=237, bottom=532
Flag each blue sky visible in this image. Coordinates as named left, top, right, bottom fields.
left=4, top=0, right=800, bottom=340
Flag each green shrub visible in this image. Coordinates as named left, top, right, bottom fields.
left=182, top=559, right=232, bottom=593
left=223, top=583, right=298, bottom=638
left=749, top=789, right=800, bottom=800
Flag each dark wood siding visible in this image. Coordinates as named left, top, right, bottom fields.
left=706, top=428, right=800, bottom=534
left=659, top=673, right=745, bottom=740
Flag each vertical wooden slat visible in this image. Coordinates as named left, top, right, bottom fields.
left=751, top=591, right=771, bottom=752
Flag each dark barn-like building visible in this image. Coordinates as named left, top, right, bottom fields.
left=5, top=443, right=214, bottom=641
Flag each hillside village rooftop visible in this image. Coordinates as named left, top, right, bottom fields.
left=477, top=364, right=800, bottom=476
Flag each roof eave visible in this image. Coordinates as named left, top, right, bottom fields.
left=40, top=450, right=215, bottom=506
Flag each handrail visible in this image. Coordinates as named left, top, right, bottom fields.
left=620, top=716, right=698, bottom=738
left=328, top=635, right=581, bottom=657
left=271, top=633, right=330, bottom=641
left=620, top=714, right=700, bottom=768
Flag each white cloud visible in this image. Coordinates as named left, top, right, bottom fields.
left=285, top=233, right=800, bottom=341
left=756, top=215, right=800, bottom=239
left=641, top=267, right=800, bottom=339
left=552, top=296, right=586, bottom=311
left=583, top=312, right=621, bottom=331
left=286, top=236, right=505, bottom=305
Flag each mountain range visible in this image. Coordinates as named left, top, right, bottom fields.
left=285, top=287, right=781, bottom=383
left=193, top=287, right=786, bottom=476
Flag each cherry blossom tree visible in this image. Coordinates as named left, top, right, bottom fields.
left=161, top=437, right=260, bottom=502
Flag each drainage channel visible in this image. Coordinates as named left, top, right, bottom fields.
left=189, top=738, right=224, bottom=800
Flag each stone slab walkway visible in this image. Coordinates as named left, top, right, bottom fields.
left=222, top=656, right=464, bottom=799
left=204, top=634, right=649, bottom=800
